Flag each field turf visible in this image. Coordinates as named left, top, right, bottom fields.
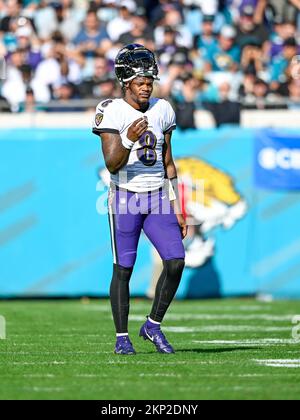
left=0, top=298, right=299, bottom=400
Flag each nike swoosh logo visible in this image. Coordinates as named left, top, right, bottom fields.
left=145, top=330, right=154, bottom=342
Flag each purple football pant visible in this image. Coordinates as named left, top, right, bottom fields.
left=108, top=186, right=185, bottom=268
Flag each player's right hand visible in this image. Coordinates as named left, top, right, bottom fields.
left=127, top=117, right=148, bottom=142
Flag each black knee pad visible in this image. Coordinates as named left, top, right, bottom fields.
left=163, top=259, right=185, bottom=277
left=112, top=264, right=133, bottom=283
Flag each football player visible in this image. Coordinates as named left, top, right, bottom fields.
left=93, top=44, right=187, bottom=355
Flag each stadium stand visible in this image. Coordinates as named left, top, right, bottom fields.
left=1, top=0, right=300, bottom=127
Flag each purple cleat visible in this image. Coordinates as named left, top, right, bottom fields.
left=114, top=336, right=136, bottom=355
left=139, top=319, right=175, bottom=354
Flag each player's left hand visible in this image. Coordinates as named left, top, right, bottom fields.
left=177, top=213, right=188, bottom=239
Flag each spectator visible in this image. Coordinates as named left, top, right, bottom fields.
left=33, top=1, right=83, bottom=41
left=192, top=0, right=219, bottom=16
left=72, top=9, right=111, bottom=57
left=31, top=40, right=82, bottom=102
left=60, top=0, right=85, bottom=41
left=269, top=18, right=297, bottom=58
left=79, top=54, right=110, bottom=98
left=267, top=0, right=300, bottom=25
left=171, top=72, right=202, bottom=130
left=194, top=14, right=218, bottom=54
left=242, top=77, right=283, bottom=109
left=95, top=0, right=119, bottom=24
left=19, top=86, right=39, bottom=113
left=270, top=37, right=298, bottom=91
left=227, top=0, right=267, bottom=24
left=33, top=1, right=59, bottom=41
left=0, top=94, right=11, bottom=112
left=15, top=25, right=42, bottom=70
left=158, top=50, right=192, bottom=97
left=246, top=77, right=269, bottom=108
left=47, top=81, right=85, bottom=112
left=206, top=81, right=241, bottom=127
left=0, top=0, right=23, bottom=33
left=276, top=57, right=300, bottom=97
left=2, top=61, right=35, bottom=111
left=154, top=4, right=193, bottom=49
left=203, top=25, right=240, bottom=73
left=1, top=48, right=32, bottom=111
left=150, top=0, right=182, bottom=26
left=239, top=69, right=256, bottom=98
left=1, top=0, right=300, bottom=113
left=240, top=40, right=267, bottom=78
left=106, top=0, right=135, bottom=43
left=156, top=26, right=188, bottom=68
left=118, top=9, right=154, bottom=47
left=235, top=4, right=270, bottom=50
left=79, top=55, right=120, bottom=100
left=287, top=79, right=300, bottom=108
left=91, top=74, right=117, bottom=100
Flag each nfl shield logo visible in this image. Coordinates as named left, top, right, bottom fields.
left=95, top=113, right=103, bottom=126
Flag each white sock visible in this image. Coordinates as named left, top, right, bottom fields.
left=148, top=317, right=161, bottom=325
left=116, top=333, right=129, bottom=337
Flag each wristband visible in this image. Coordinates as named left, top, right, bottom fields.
left=168, top=178, right=178, bottom=201
left=122, top=137, right=134, bottom=150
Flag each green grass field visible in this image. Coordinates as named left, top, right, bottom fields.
left=0, top=298, right=299, bottom=400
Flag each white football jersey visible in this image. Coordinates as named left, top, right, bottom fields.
left=93, top=98, right=176, bottom=193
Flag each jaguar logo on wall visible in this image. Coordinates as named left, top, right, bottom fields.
left=176, top=157, right=248, bottom=268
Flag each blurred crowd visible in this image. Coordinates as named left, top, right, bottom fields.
left=1, top=0, right=300, bottom=127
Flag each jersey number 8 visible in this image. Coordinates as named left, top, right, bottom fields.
left=137, top=131, right=157, bottom=167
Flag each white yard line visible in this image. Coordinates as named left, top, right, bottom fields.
left=75, top=374, right=107, bottom=378
left=255, top=359, right=300, bottom=363
left=139, top=373, right=182, bottom=378
left=130, top=314, right=294, bottom=322
left=0, top=351, right=112, bottom=355
left=13, top=334, right=107, bottom=338
left=262, top=364, right=300, bottom=368
left=163, top=326, right=291, bottom=333
left=10, top=342, right=114, bottom=346
left=107, top=360, right=230, bottom=365
left=21, top=374, right=108, bottom=379
left=9, top=361, right=67, bottom=365
left=8, top=360, right=228, bottom=366
left=23, top=374, right=56, bottom=378
left=192, top=339, right=298, bottom=345
left=31, top=387, right=64, bottom=392
left=254, top=359, right=300, bottom=368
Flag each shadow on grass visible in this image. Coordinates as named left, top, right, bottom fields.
left=127, top=347, right=262, bottom=356
left=176, top=347, right=263, bottom=354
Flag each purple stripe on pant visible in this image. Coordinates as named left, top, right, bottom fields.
left=108, top=186, right=185, bottom=268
